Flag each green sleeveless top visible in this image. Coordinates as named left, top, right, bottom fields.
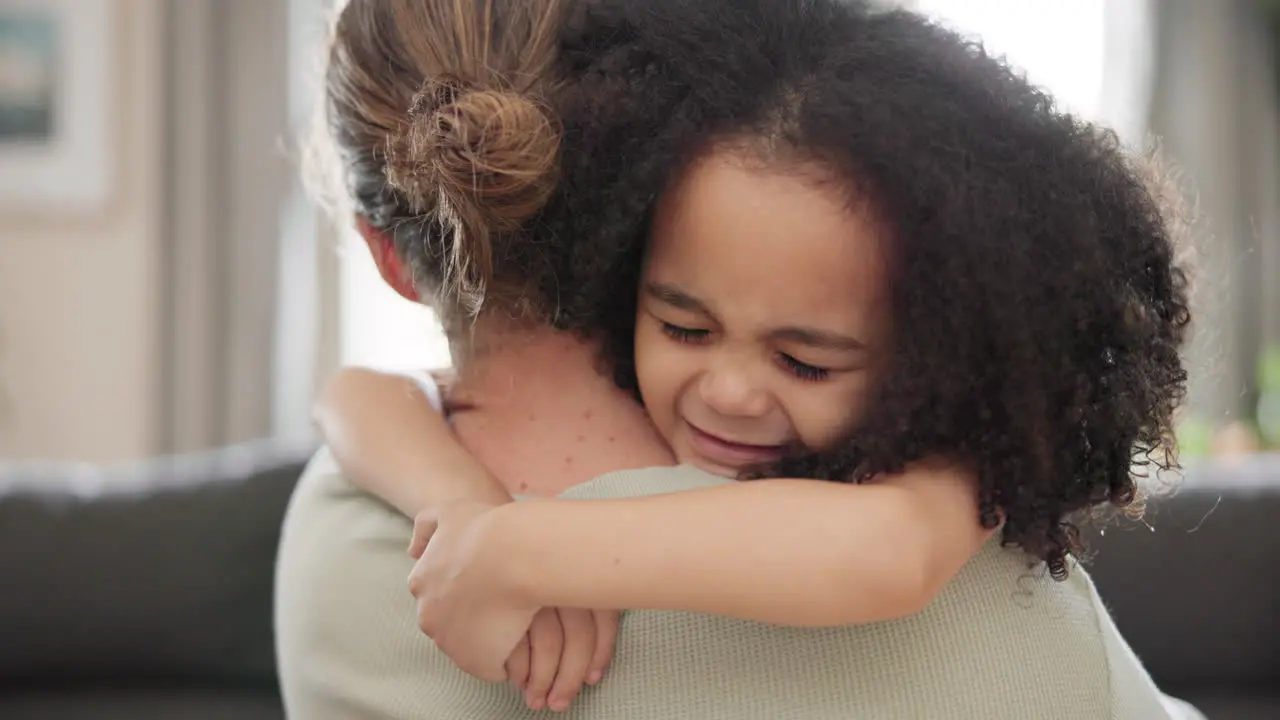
left=276, top=450, right=1202, bottom=719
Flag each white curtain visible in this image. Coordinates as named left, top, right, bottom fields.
left=159, top=0, right=338, bottom=453
left=1142, top=0, right=1280, bottom=424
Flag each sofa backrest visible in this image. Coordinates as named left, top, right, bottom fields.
left=1086, top=455, right=1280, bottom=694
left=0, top=440, right=313, bottom=690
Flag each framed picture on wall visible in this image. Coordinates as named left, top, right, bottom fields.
left=0, top=0, right=113, bottom=214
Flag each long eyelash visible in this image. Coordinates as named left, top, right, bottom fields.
left=660, top=322, right=710, bottom=343
left=779, top=354, right=830, bottom=381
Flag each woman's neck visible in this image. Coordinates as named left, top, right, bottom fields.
left=447, top=320, right=674, bottom=497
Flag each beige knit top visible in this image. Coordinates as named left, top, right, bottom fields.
left=275, top=450, right=1201, bottom=719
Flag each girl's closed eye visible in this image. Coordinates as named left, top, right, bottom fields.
left=660, top=321, right=711, bottom=343
left=778, top=353, right=831, bottom=382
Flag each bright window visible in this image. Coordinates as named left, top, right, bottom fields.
left=910, top=0, right=1107, bottom=122
left=338, top=232, right=452, bottom=371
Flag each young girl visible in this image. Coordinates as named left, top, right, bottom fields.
left=299, top=0, right=1194, bottom=716
left=321, top=152, right=990, bottom=706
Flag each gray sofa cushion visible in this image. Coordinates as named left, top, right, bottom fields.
left=0, top=440, right=313, bottom=688
left=1086, top=456, right=1280, bottom=699
left=0, top=689, right=283, bottom=720
left=1181, top=694, right=1279, bottom=720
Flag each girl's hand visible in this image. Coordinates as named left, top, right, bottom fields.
left=506, top=608, right=620, bottom=711
left=406, top=491, right=512, bottom=561
left=407, top=500, right=537, bottom=682
left=409, top=499, right=619, bottom=703
left=407, top=509, right=440, bottom=559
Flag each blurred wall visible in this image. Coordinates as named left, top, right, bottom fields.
left=0, top=0, right=164, bottom=462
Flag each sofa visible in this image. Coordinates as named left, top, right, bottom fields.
left=0, top=441, right=311, bottom=720
left=0, top=440, right=1275, bottom=719
left=1083, top=456, right=1280, bottom=720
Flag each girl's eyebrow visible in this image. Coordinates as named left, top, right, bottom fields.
left=769, top=326, right=867, bottom=352
left=644, top=281, right=710, bottom=314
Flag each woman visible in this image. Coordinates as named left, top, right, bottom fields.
left=277, top=0, right=1199, bottom=717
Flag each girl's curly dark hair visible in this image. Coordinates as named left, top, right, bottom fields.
left=535, top=0, right=1192, bottom=579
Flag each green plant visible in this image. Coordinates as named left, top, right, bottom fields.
left=1262, top=0, right=1280, bottom=92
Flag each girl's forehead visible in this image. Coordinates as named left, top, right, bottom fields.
left=652, top=152, right=885, bottom=274
left=647, top=150, right=890, bottom=333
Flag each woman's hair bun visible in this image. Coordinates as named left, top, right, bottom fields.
left=385, top=75, right=560, bottom=310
